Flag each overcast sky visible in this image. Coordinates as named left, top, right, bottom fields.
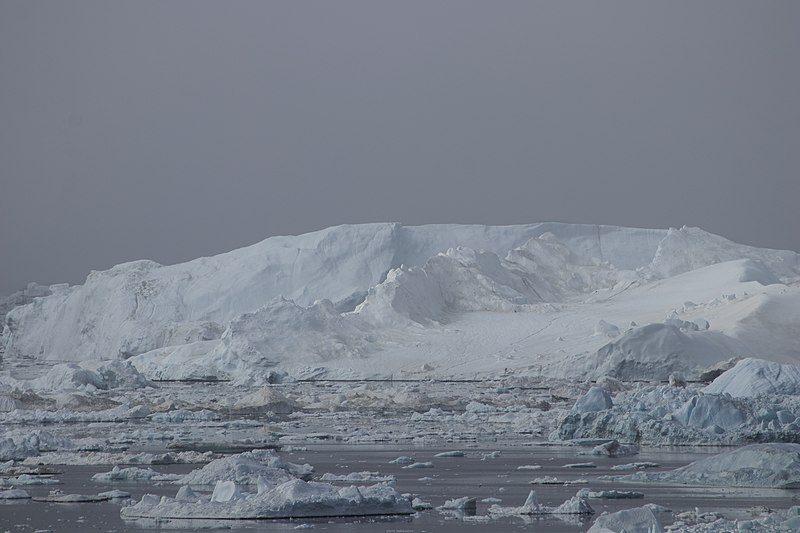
left=1, top=1, right=798, bottom=295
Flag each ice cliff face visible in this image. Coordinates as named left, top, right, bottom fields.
left=3, top=223, right=799, bottom=382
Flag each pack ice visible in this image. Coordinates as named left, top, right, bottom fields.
left=3, top=223, right=799, bottom=384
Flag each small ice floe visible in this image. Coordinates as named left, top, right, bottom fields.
left=563, top=462, right=596, bottom=468
left=528, top=476, right=587, bottom=486
left=210, top=480, right=244, bottom=502
left=401, top=462, right=433, bottom=469
left=97, top=490, right=130, bottom=499
left=480, top=451, right=501, bottom=460
left=481, top=497, right=502, bottom=503
left=0, top=489, right=31, bottom=499
left=92, top=466, right=181, bottom=482
left=516, top=465, right=541, bottom=471
left=389, top=456, right=414, bottom=465
left=411, top=497, right=432, bottom=510
left=0, top=474, right=60, bottom=487
left=319, top=472, right=394, bottom=482
left=488, top=489, right=593, bottom=516
left=437, top=496, right=477, bottom=515
left=417, top=476, right=434, bottom=482
left=591, top=440, right=639, bottom=457
left=33, top=489, right=117, bottom=503
left=587, top=505, right=664, bottom=533
left=529, top=476, right=561, bottom=484
left=434, top=450, right=465, bottom=458
left=610, top=462, right=661, bottom=471
left=586, top=490, right=644, bottom=499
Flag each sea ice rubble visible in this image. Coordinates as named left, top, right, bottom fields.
left=555, top=380, right=800, bottom=445
left=0, top=429, right=72, bottom=461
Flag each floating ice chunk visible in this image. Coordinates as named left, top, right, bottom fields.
left=703, top=358, right=800, bottom=398
left=610, top=462, right=660, bottom=471
left=92, top=466, right=180, bottom=482
left=0, top=489, right=31, bottom=499
left=586, top=490, right=644, bottom=499
left=0, top=474, right=60, bottom=487
left=210, top=480, right=243, bottom=502
left=412, top=497, right=432, bottom=509
left=434, top=450, right=465, bottom=458
left=438, top=496, right=477, bottom=513
left=564, top=462, right=595, bottom=468
left=517, top=465, right=541, bottom=471
left=122, top=479, right=413, bottom=519
left=174, top=485, right=199, bottom=502
left=489, top=489, right=593, bottom=516
left=402, top=462, right=433, bottom=469
left=177, top=450, right=313, bottom=487
left=97, top=490, right=130, bottom=499
left=573, top=387, right=613, bottom=414
left=233, top=387, right=297, bottom=414
left=320, top=472, right=394, bottom=482
left=591, top=440, right=639, bottom=457
left=587, top=505, right=664, bottom=532
left=33, top=490, right=116, bottom=503
left=529, top=476, right=561, bottom=484
left=389, top=456, right=414, bottom=465
left=481, top=451, right=501, bottom=460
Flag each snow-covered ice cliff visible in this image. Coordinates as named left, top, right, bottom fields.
left=3, top=223, right=799, bottom=383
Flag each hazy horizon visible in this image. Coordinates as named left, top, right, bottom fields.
left=2, top=1, right=798, bottom=295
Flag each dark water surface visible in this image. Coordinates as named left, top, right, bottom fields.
left=2, top=444, right=797, bottom=532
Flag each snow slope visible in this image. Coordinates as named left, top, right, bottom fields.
left=3, top=223, right=799, bottom=383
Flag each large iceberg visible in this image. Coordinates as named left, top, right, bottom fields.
left=613, top=443, right=800, bottom=488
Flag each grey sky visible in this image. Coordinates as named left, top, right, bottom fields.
left=1, top=1, right=798, bottom=295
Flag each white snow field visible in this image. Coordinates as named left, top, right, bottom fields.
left=2, top=222, right=800, bottom=529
